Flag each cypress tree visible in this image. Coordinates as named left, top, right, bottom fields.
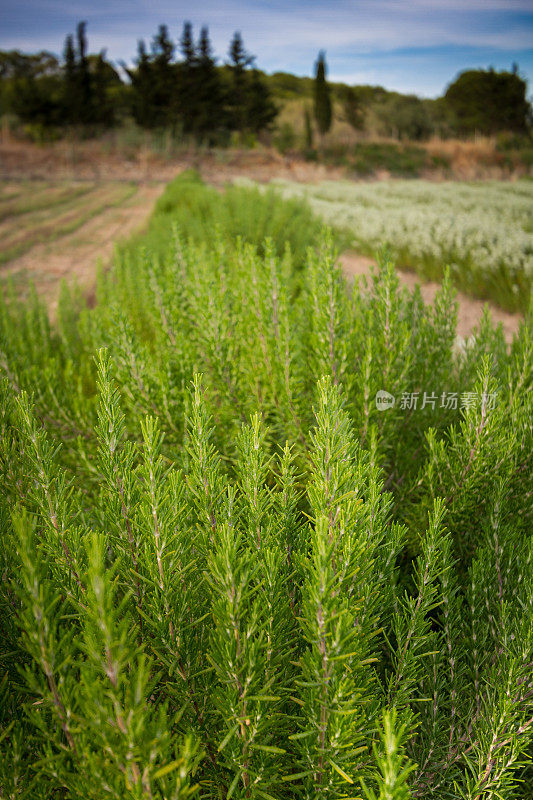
left=76, top=21, right=93, bottom=124
left=314, top=50, right=332, bottom=140
left=62, top=33, right=78, bottom=125
left=228, top=31, right=254, bottom=133
left=195, top=26, right=224, bottom=142
left=178, top=21, right=198, bottom=135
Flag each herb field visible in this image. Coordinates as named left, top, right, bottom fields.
left=0, top=172, right=532, bottom=799
left=265, top=178, right=533, bottom=313
left=0, top=178, right=164, bottom=311
left=0, top=180, right=138, bottom=265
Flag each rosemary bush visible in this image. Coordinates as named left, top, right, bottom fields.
left=121, top=171, right=339, bottom=270
left=0, top=178, right=532, bottom=799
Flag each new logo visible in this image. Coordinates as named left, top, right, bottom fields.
left=375, top=390, right=395, bottom=411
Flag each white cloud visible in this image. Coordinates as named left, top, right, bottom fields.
left=5, top=0, right=532, bottom=55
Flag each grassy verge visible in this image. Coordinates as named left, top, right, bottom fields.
left=317, top=141, right=450, bottom=176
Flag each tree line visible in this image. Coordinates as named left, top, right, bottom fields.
left=0, top=21, right=277, bottom=142
left=0, top=22, right=531, bottom=144
left=311, top=55, right=531, bottom=141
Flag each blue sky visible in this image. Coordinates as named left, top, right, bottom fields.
left=1, top=0, right=532, bottom=97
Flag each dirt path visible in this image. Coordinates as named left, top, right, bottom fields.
left=2, top=182, right=165, bottom=315
left=341, top=251, right=522, bottom=343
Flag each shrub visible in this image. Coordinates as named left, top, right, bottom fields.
left=273, top=122, right=297, bottom=155
left=351, top=142, right=429, bottom=177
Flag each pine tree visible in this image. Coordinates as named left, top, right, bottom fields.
left=180, top=20, right=195, bottom=64
left=62, top=22, right=113, bottom=129
left=92, top=50, right=115, bottom=127
left=246, top=69, right=277, bottom=134
left=314, top=50, right=332, bottom=140
left=124, top=40, right=156, bottom=129
left=341, top=85, right=364, bottom=131
left=151, top=24, right=176, bottom=128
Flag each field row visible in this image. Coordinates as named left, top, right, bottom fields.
left=0, top=180, right=139, bottom=264
left=263, top=177, right=533, bottom=312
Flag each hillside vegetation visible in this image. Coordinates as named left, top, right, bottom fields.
left=2, top=21, right=531, bottom=177
left=0, top=173, right=532, bottom=799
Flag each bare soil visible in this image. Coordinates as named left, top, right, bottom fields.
left=2, top=182, right=164, bottom=316
left=341, top=252, right=522, bottom=343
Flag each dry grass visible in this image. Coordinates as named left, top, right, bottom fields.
left=422, top=136, right=520, bottom=179
left=0, top=139, right=191, bottom=182
left=276, top=97, right=364, bottom=145
left=274, top=99, right=530, bottom=178
left=1, top=132, right=529, bottom=186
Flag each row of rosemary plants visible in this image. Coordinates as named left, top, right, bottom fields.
left=0, top=174, right=532, bottom=799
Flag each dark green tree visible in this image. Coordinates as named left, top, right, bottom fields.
left=226, top=33, right=276, bottom=137
left=444, top=68, right=531, bottom=135
left=313, top=50, right=332, bottom=139
left=180, top=20, right=195, bottom=64
left=376, top=94, right=432, bottom=140
left=91, top=51, right=119, bottom=126
left=340, top=85, right=364, bottom=132
left=9, top=74, right=63, bottom=130
left=0, top=50, right=59, bottom=81
left=246, top=69, right=277, bottom=134
left=177, top=21, right=198, bottom=134
left=0, top=50, right=62, bottom=132
left=227, top=31, right=254, bottom=132
left=194, top=26, right=225, bottom=141
left=122, top=40, right=157, bottom=129
left=76, top=21, right=93, bottom=124
left=60, top=23, right=117, bottom=130
left=150, top=24, right=176, bottom=127
left=62, top=33, right=78, bottom=124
